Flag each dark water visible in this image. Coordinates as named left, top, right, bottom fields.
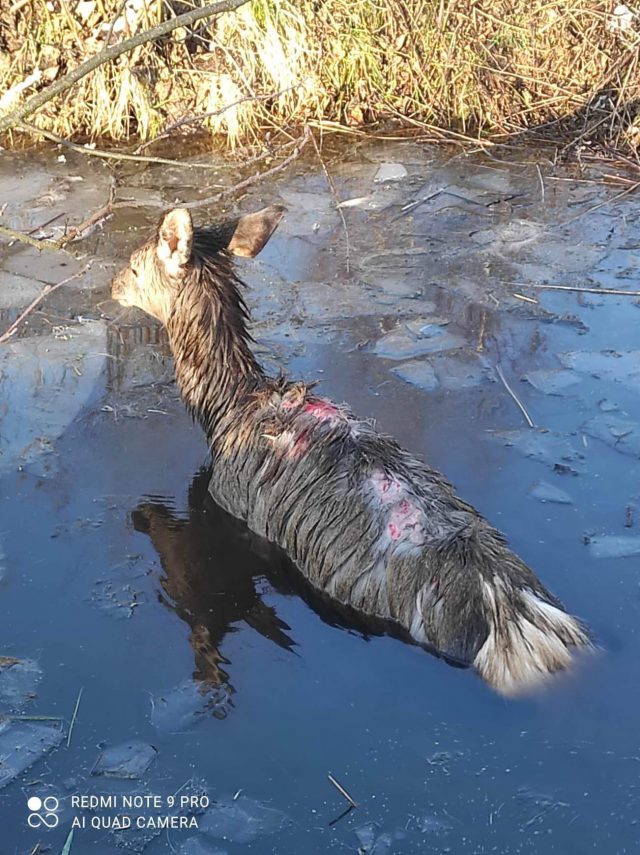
left=0, top=141, right=639, bottom=853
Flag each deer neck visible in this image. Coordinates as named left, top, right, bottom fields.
left=166, top=264, right=265, bottom=446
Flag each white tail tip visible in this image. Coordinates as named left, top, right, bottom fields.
left=474, top=583, right=592, bottom=696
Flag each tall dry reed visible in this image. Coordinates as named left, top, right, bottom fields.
left=1, top=0, right=639, bottom=149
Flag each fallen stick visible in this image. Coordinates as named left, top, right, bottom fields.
left=0, top=225, right=62, bottom=251
left=495, top=365, right=535, bottom=429
left=182, top=125, right=311, bottom=210
left=0, top=264, right=91, bottom=343
left=0, top=213, right=111, bottom=252
left=310, top=130, right=351, bottom=274
left=63, top=203, right=114, bottom=243
left=327, top=773, right=358, bottom=808
left=512, top=282, right=640, bottom=297
left=25, top=211, right=66, bottom=238
left=512, top=292, right=538, bottom=304
left=66, top=687, right=84, bottom=748
left=20, top=121, right=231, bottom=171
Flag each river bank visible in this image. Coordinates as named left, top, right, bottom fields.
left=2, top=1, right=640, bottom=154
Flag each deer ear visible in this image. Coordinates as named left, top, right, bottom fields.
left=157, top=208, right=193, bottom=276
left=227, top=205, right=285, bottom=258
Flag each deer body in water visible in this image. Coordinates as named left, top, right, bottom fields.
left=112, top=206, right=591, bottom=695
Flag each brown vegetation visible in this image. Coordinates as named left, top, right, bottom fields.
left=1, top=1, right=639, bottom=151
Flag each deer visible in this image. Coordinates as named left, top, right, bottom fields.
left=112, top=204, right=591, bottom=696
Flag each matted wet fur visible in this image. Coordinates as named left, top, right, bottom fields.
left=112, top=205, right=592, bottom=695
left=132, top=467, right=465, bottom=716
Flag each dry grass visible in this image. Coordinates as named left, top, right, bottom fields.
left=1, top=0, right=640, bottom=151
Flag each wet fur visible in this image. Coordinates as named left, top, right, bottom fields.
left=133, top=468, right=466, bottom=712
left=113, top=210, right=592, bottom=695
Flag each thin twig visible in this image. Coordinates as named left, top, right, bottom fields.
left=19, top=122, right=226, bottom=171
left=495, top=365, right=535, bottom=429
left=7, top=715, right=63, bottom=723
left=327, top=773, right=358, bottom=808
left=309, top=130, right=351, bottom=274
left=104, top=0, right=129, bottom=48
left=535, top=163, right=545, bottom=204
left=61, top=828, right=74, bottom=855
left=66, top=687, right=84, bottom=748
left=512, top=292, right=538, bottom=304
left=559, top=180, right=640, bottom=226
left=512, top=282, right=640, bottom=296
left=398, top=188, right=493, bottom=220
left=328, top=804, right=356, bottom=827
left=134, top=86, right=300, bottom=152
left=181, top=125, right=311, bottom=210
left=63, top=203, right=114, bottom=242
left=0, top=264, right=91, bottom=344
left=25, top=212, right=66, bottom=238
left=61, top=175, right=118, bottom=244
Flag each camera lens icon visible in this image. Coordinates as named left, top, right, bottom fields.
left=27, top=795, right=60, bottom=829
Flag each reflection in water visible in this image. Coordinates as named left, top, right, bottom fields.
left=105, top=318, right=171, bottom=393
left=132, top=468, right=296, bottom=711
left=133, top=468, right=467, bottom=716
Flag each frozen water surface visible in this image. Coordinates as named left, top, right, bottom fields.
left=199, top=796, right=290, bottom=844
left=528, top=480, right=574, bottom=505
left=92, top=741, right=158, bottom=779
left=0, top=140, right=639, bottom=852
left=0, top=657, right=42, bottom=712
left=0, top=719, right=64, bottom=789
left=588, top=535, right=640, bottom=559
left=523, top=368, right=581, bottom=396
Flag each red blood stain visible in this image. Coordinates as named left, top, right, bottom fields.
left=387, top=479, right=402, bottom=495
left=370, top=471, right=403, bottom=502
left=388, top=522, right=402, bottom=540
left=303, top=400, right=341, bottom=421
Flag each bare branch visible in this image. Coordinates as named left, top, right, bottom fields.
left=0, top=264, right=92, bottom=344
left=19, top=121, right=229, bottom=171
left=135, top=86, right=301, bottom=152
left=511, top=281, right=640, bottom=297
left=495, top=365, right=535, bottom=429
left=0, top=177, right=117, bottom=252
left=0, top=0, right=251, bottom=134
left=181, top=126, right=311, bottom=210
left=0, top=225, right=63, bottom=252
left=310, top=130, right=351, bottom=274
